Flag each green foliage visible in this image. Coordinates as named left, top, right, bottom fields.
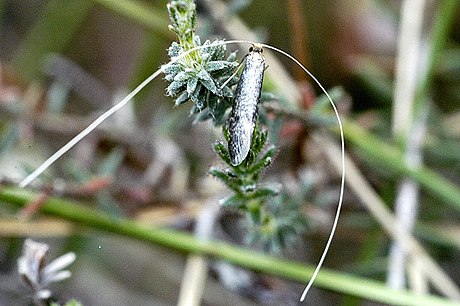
left=3, top=187, right=460, bottom=306
left=246, top=192, right=310, bottom=253
left=10, top=0, right=93, bottom=81
left=165, top=0, right=308, bottom=252
left=163, top=0, right=239, bottom=124
left=166, top=0, right=196, bottom=47
left=210, top=123, right=308, bottom=252
left=51, top=299, right=82, bottom=306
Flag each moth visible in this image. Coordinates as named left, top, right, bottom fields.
left=227, top=44, right=266, bottom=166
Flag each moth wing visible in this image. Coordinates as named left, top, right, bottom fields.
left=229, top=118, right=254, bottom=166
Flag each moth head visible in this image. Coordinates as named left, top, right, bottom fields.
left=249, top=43, right=264, bottom=54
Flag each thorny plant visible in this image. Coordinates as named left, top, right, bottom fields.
left=210, top=123, right=309, bottom=252
left=164, top=0, right=308, bottom=252
left=164, top=0, right=239, bottom=124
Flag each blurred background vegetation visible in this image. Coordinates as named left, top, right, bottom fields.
left=0, top=0, right=459, bottom=305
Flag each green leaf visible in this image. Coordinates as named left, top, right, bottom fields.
left=221, top=193, right=245, bottom=208
left=220, top=86, right=234, bottom=98
left=163, top=64, right=181, bottom=81
left=175, top=91, right=189, bottom=106
left=252, top=127, right=268, bottom=155
left=197, top=70, right=218, bottom=94
left=168, top=41, right=183, bottom=57
left=208, top=42, right=226, bottom=61
left=209, top=96, right=232, bottom=125
left=247, top=184, right=282, bottom=199
left=227, top=51, right=238, bottom=62
left=248, top=146, right=276, bottom=173
left=208, top=167, right=229, bottom=181
left=166, top=80, right=185, bottom=96
left=173, top=71, right=189, bottom=82
left=190, top=84, right=205, bottom=110
left=186, top=76, right=198, bottom=95
left=192, top=34, right=201, bottom=46
left=205, top=60, right=238, bottom=72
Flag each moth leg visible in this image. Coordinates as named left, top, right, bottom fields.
left=219, top=54, right=248, bottom=91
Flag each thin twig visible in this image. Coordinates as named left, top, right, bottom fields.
left=1, top=186, right=460, bottom=305
left=286, top=0, right=311, bottom=79
left=262, top=102, right=334, bottom=128
left=392, top=0, right=425, bottom=138
left=0, top=102, right=151, bottom=147
left=313, top=132, right=460, bottom=299
left=178, top=199, right=220, bottom=306
left=389, top=0, right=426, bottom=291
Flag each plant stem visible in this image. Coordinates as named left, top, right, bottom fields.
left=342, top=121, right=460, bottom=213
left=10, top=0, right=94, bottom=81
left=1, top=186, right=459, bottom=305
left=389, top=0, right=426, bottom=291
left=314, top=132, right=460, bottom=299
left=265, top=104, right=460, bottom=213
left=389, top=0, right=459, bottom=292
left=414, top=0, right=459, bottom=115
left=91, top=0, right=173, bottom=39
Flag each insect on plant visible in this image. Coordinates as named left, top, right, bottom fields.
left=227, top=43, right=266, bottom=166
left=17, top=38, right=345, bottom=303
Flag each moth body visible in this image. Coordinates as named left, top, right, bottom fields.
left=228, top=45, right=265, bottom=166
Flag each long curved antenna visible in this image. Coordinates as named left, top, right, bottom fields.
left=260, top=43, right=345, bottom=302
left=18, top=39, right=346, bottom=304
left=18, top=40, right=251, bottom=188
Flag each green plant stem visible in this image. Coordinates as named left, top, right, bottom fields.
left=91, top=0, right=173, bottom=39
left=353, top=59, right=394, bottom=106
left=342, top=212, right=460, bottom=251
left=265, top=103, right=460, bottom=212
left=415, top=223, right=460, bottom=250
left=343, top=121, right=460, bottom=213
left=354, top=0, right=459, bottom=120
left=413, top=0, right=458, bottom=115
left=1, top=187, right=459, bottom=306
left=10, top=0, right=94, bottom=81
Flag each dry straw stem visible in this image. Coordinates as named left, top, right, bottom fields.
left=343, top=121, right=460, bottom=213
left=2, top=187, right=460, bottom=306
left=203, top=0, right=459, bottom=296
left=392, top=0, right=426, bottom=138
left=178, top=200, right=220, bottom=306
left=0, top=218, right=77, bottom=237
left=389, top=0, right=460, bottom=293
left=0, top=101, right=150, bottom=147
left=177, top=255, right=208, bottom=306
left=389, top=0, right=427, bottom=292
left=200, top=0, right=460, bottom=300
left=313, top=132, right=460, bottom=299
left=285, top=0, right=311, bottom=78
